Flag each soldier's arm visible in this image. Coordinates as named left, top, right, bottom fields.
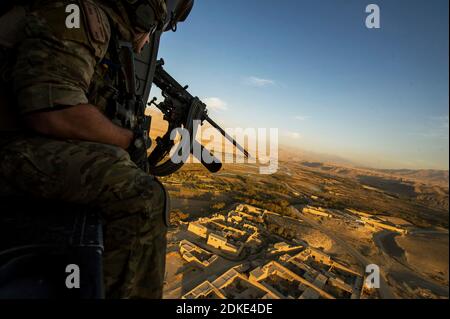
left=25, top=104, right=133, bottom=150
left=13, top=2, right=133, bottom=147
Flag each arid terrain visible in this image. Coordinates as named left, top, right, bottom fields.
left=149, top=113, right=449, bottom=299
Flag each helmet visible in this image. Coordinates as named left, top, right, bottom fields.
left=164, top=0, right=194, bottom=31
left=122, top=0, right=168, bottom=33
left=122, top=0, right=194, bottom=33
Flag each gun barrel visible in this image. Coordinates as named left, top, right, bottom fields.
left=205, top=115, right=250, bottom=159
left=154, top=59, right=251, bottom=160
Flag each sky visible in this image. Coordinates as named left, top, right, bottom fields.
left=154, top=0, right=449, bottom=170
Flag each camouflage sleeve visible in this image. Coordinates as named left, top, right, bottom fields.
left=13, top=0, right=111, bottom=114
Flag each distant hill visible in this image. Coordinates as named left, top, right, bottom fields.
left=278, top=145, right=448, bottom=188
left=147, top=110, right=448, bottom=187
left=372, top=169, right=449, bottom=187
left=278, top=145, right=356, bottom=166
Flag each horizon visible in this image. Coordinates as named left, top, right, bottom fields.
left=148, top=108, right=448, bottom=172
left=277, top=142, right=449, bottom=172
left=153, top=0, right=449, bottom=170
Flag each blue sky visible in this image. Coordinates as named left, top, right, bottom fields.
left=155, top=0, right=449, bottom=169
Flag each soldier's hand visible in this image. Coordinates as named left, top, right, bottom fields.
left=127, top=132, right=149, bottom=172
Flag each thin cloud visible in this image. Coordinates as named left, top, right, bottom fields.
left=284, top=131, right=302, bottom=140
left=295, top=115, right=310, bottom=121
left=411, top=115, right=449, bottom=140
left=427, top=115, right=448, bottom=139
left=202, top=97, right=228, bottom=111
left=431, top=115, right=449, bottom=129
left=245, top=76, right=275, bottom=87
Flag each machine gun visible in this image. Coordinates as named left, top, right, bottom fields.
left=146, top=59, right=250, bottom=176
left=116, top=51, right=250, bottom=176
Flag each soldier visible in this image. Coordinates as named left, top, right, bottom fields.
left=0, top=0, right=181, bottom=298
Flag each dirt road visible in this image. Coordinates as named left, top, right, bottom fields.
left=292, top=206, right=397, bottom=299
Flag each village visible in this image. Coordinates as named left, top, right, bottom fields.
left=164, top=203, right=411, bottom=299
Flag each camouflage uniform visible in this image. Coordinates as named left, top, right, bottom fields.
left=0, top=0, right=168, bottom=298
